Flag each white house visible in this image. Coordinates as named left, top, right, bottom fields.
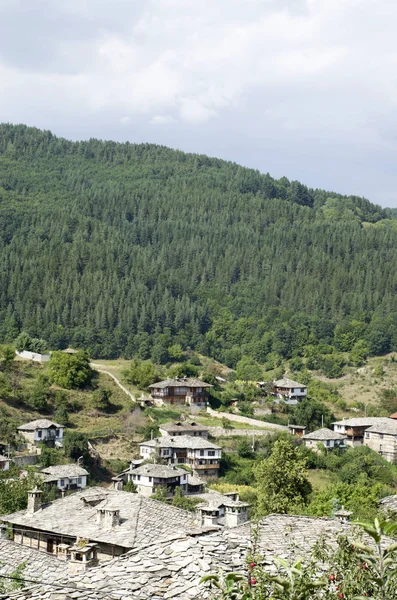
left=127, top=464, right=188, bottom=497
left=332, top=417, right=394, bottom=447
left=40, top=464, right=88, bottom=491
left=140, top=436, right=222, bottom=478
left=273, top=378, right=307, bottom=401
left=302, top=428, right=347, bottom=452
left=16, top=350, right=50, bottom=363
left=17, top=420, right=64, bottom=450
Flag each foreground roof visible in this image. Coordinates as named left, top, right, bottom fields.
left=1, top=487, right=198, bottom=549
left=160, top=421, right=209, bottom=432
left=379, top=494, right=397, bottom=512
left=9, top=514, right=348, bottom=600
left=149, top=377, right=212, bottom=389
left=303, top=428, right=347, bottom=441
left=332, top=417, right=394, bottom=427
left=41, top=464, right=89, bottom=480
left=132, top=464, right=187, bottom=478
left=273, top=378, right=305, bottom=388
left=0, top=538, right=68, bottom=586
left=17, top=419, right=62, bottom=431
left=140, top=435, right=220, bottom=450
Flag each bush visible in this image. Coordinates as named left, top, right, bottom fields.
left=49, top=351, right=94, bottom=389
left=125, top=359, right=161, bottom=389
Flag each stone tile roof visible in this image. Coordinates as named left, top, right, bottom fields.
left=140, top=436, right=220, bottom=450
left=379, top=494, right=397, bottom=511
left=194, top=491, right=248, bottom=510
left=366, top=421, right=397, bottom=435
left=42, top=514, right=349, bottom=600
left=0, top=538, right=68, bottom=584
left=132, top=464, right=187, bottom=478
left=302, top=428, right=347, bottom=441
left=17, top=419, right=62, bottom=431
left=149, top=378, right=212, bottom=389
left=332, top=417, right=394, bottom=427
left=273, top=378, right=305, bottom=388
left=1, top=487, right=199, bottom=551
left=160, top=422, right=209, bottom=432
left=41, top=464, right=89, bottom=481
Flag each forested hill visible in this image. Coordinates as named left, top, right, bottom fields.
left=1, top=122, right=397, bottom=364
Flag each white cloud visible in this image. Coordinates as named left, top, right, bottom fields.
left=120, top=116, right=130, bottom=124
left=149, top=115, right=175, bottom=125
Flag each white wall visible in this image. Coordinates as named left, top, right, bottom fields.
left=16, top=350, right=50, bottom=362
left=34, top=427, right=64, bottom=442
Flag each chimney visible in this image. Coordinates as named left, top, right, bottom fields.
left=27, top=487, right=43, bottom=514
left=96, top=507, right=120, bottom=528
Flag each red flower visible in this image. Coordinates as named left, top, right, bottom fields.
left=329, top=574, right=335, bottom=581
left=362, top=563, right=368, bottom=569
left=338, top=594, right=344, bottom=599
left=250, top=562, right=256, bottom=570
left=250, top=577, right=257, bottom=585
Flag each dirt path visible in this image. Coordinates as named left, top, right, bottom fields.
left=90, top=363, right=136, bottom=402
left=206, top=407, right=288, bottom=432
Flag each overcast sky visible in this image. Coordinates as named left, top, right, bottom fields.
left=1, top=0, right=396, bottom=206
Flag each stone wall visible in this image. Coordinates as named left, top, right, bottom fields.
left=207, top=427, right=275, bottom=438
left=13, top=454, right=39, bottom=467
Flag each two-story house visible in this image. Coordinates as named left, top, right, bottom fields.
left=302, top=428, right=347, bottom=452
left=17, top=419, right=64, bottom=451
left=332, top=417, right=394, bottom=447
left=40, top=464, right=88, bottom=492
left=364, top=420, right=397, bottom=462
left=126, top=464, right=188, bottom=497
left=159, top=421, right=209, bottom=438
left=140, top=436, right=221, bottom=478
left=149, top=378, right=212, bottom=408
left=272, top=378, right=307, bottom=402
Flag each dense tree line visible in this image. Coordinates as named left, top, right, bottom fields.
left=1, top=124, right=397, bottom=362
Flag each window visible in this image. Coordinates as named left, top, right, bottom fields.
left=148, top=477, right=152, bottom=482
left=37, top=431, right=42, bottom=438
left=379, top=434, right=384, bottom=440
left=300, top=388, right=305, bottom=393
left=208, top=450, right=215, bottom=457
left=60, top=479, right=65, bottom=487
left=200, top=450, right=204, bottom=456
left=55, top=429, right=60, bottom=437
left=77, top=478, right=82, bottom=484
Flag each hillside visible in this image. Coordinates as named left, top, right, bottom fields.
left=1, top=124, right=397, bottom=368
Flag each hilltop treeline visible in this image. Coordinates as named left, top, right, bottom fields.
left=1, top=123, right=397, bottom=362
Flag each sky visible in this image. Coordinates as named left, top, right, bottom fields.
left=1, top=0, right=397, bottom=206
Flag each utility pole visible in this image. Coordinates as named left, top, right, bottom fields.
left=321, top=414, right=324, bottom=428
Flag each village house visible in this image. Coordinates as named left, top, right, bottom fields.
left=159, top=421, right=209, bottom=438
left=40, top=464, right=89, bottom=492
left=17, top=419, right=64, bottom=451
left=140, top=436, right=221, bottom=478
left=149, top=378, right=212, bottom=408
left=332, top=417, right=394, bottom=447
left=125, top=464, right=188, bottom=497
left=364, top=420, right=397, bottom=462
left=1, top=487, right=199, bottom=563
left=3, top=513, right=352, bottom=600
left=272, top=378, right=307, bottom=402
left=194, top=491, right=249, bottom=528
left=302, top=428, right=347, bottom=451
left=288, top=424, right=306, bottom=437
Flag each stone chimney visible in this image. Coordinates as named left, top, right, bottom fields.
left=96, top=507, right=120, bottom=528
left=27, top=487, right=43, bottom=515
left=224, top=504, right=249, bottom=528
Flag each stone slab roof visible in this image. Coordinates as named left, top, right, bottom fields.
left=132, top=464, right=187, bottom=478
left=302, top=428, right=347, bottom=441
left=273, top=378, right=305, bottom=388
left=366, top=421, right=397, bottom=435
left=17, top=419, right=62, bottom=431
left=1, top=487, right=199, bottom=551
left=41, top=464, right=89, bottom=480
left=149, top=378, right=212, bottom=389
left=38, top=514, right=349, bottom=600
left=332, top=417, right=394, bottom=427
left=140, top=436, right=220, bottom=450
left=160, top=422, right=209, bottom=432
left=194, top=491, right=249, bottom=510
left=379, top=494, right=397, bottom=512
left=0, top=538, right=68, bottom=585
